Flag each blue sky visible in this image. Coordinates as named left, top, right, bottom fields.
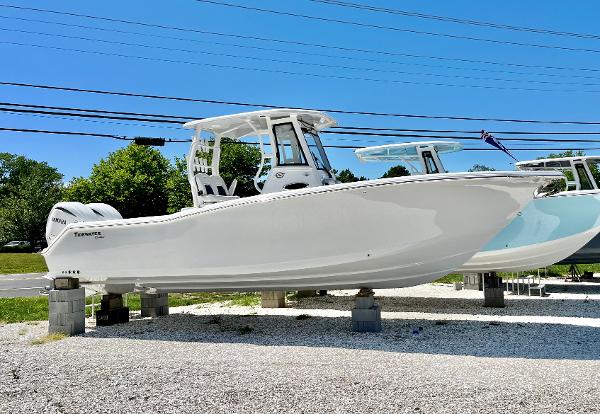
left=2, top=0, right=600, bottom=181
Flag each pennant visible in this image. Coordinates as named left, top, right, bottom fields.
left=481, top=130, right=518, bottom=162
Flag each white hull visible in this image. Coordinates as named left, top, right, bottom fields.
left=43, top=172, right=551, bottom=292
left=458, top=227, right=600, bottom=273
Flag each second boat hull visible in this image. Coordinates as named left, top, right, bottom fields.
left=460, top=192, right=600, bottom=272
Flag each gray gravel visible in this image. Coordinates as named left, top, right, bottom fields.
left=1, top=282, right=600, bottom=413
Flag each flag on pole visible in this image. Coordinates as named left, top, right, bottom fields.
left=481, top=130, right=519, bottom=162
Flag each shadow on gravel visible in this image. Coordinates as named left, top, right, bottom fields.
left=544, top=282, right=600, bottom=295
left=84, top=311, right=600, bottom=361
left=295, top=295, right=600, bottom=319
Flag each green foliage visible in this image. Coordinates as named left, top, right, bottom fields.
left=214, top=139, right=262, bottom=197
left=63, top=144, right=172, bottom=218
left=166, top=156, right=193, bottom=214
left=468, top=164, right=496, bottom=172
left=381, top=165, right=410, bottom=178
left=0, top=153, right=63, bottom=247
left=0, top=253, right=48, bottom=274
left=541, top=150, right=585, bottom=159
left=334, top=168, right=367, bottom=183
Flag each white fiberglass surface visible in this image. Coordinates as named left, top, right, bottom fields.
left=355, top=141, right=462, bottom=162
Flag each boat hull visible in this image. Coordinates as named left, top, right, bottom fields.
left=43, top=172, right=554, bottom=292
left=460, top=192, right=600, bottom=272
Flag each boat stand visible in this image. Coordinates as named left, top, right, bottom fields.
left=96, top=293, right=129, bottom=326
left=140, top=293, right=169, bottom=317
left=261, top=291, right=286, bottom=308
left=48, top=277, right=85, bottom=336
left=351, top=288, right=382, bottom=332
left=482, top=273, right=505, bottom=308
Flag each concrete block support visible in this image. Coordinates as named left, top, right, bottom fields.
left=48, top=279, right=85, bottom=336
left=261, top=291, right=286, bottom=308
left=483, top=272, right=505, bottom=308
left=140, top=293, right=169, bottom=317
left=351, top=288, right=382, bottom=333
left=96, top=293, right=129, bottom=326
left=463, top=273, right=483, bottom=290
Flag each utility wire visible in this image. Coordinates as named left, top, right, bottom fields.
left=5, top=105, right=600, bottom=145
left=196, top=0, right=600, bottom=54
left=2, top=6, right=600, bottom=75
left=3, top=126, right=600, bottom=151
left=310, top=0, right=600, bottom=41
left=4, top=18, right=600, bottom=82
left=7, top=101, right=600, bottom=137
left=7, top=27, right=600, bottom=87
left=6, top=80, right=600, bottom=125
left=5, top=40, right=598, bottom=94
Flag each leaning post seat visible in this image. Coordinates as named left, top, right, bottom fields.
left=194, top=173, right=239, bottom=205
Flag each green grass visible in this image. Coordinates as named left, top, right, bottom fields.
left=0, top=292, right=261, bottom=324
left=0, top=253, right=48, bottom=275
left=0, top=296, right=49, bottom=323
left=433, top=264, right=600, bottom=284
left=30, top=332, right=66, bottom=345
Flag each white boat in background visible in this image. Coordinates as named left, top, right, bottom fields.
left=356, top=142, right=600, bottom=272
left=42, top=111, right=560, bottom=293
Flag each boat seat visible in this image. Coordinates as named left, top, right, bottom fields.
left=194, top=173, right=238, bottom=204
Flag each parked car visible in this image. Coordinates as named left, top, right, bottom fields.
left=3, top=241, right=30, bottom=248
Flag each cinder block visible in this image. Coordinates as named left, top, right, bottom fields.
left=354, top=296, right=375, bottom=309
left=261, top=291, right=286, bottom=308
left=351, top=307, right=381, bottom=322
left=53, top=277, right=79, bottom=290
left=49, top=288, right=85, bottom=302
left=101, top=295, right=123, bottom=310
left=96, top=307, right=129, bottom=326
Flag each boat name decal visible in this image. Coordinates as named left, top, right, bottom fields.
left=74, top=231, right=104, bottom=239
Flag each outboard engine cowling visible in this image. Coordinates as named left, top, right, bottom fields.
left=45, top=202, right=122, bottom=244
left=86, top=203, right=122, bottom=220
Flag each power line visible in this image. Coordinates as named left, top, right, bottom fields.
left=6, top=40, right=598, bottom=94
left=5, top=104, right=600, bottom=146
left=2, top=126, right=600, bottom=152
left=2, top=6, right=600, bottom=75
left=310, top=0, right=600, bottom=41
left=8, top=100, right=600, bottom=137
left=7, top=27, right=600, bottom=87
left=196, top=0, right=600, bottom=54
left=5, top=80, right=600, bottom=125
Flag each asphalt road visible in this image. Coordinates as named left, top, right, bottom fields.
left=0, top=273, right=47, bottom=298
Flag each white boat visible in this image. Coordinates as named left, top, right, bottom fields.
left=42, top=111, right=560, bottom=293
left=356, top=142, right=600, bottom=272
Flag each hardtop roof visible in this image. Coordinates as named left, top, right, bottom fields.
left=183, top=109, right=336, bottom=139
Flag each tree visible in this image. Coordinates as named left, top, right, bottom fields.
left=63, top=144, right=172, bottom=218
left=468, top=164, right=496, bottom=172
left=334, top=168, right=367, bottom=183
left=0, top=153, right=63, bottom=248
left=381, top=165, right=410, bottom=178
left=166, top=156, right=193, bottom=214
left=541, top=150, right=585, bottom=159
left=164, top=139, right=263, bottom=212
left=218, top=139, right=263, bottom=197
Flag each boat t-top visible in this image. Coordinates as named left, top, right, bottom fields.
left=357, top=142, right=600, bottom=272
left=42, top=111, right=560, bottom=293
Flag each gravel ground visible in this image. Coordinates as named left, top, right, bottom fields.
left=1, top=280, right=600, bottom=413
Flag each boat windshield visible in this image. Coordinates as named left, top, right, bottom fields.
left=302, top=128, right=332, bottom=171
left=273, top=123, right=307, bottom=166
left=585, top=159, right=600, bottom=187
